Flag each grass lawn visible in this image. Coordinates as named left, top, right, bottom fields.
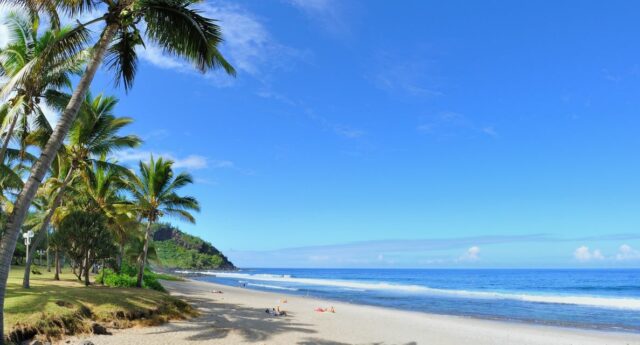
left=5, top=265, right=192, bottom=343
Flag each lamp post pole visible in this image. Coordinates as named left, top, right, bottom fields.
left=23, top=230, right=34, bottom=264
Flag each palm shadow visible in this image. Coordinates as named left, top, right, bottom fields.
left=147, top=293, right=317, bottom=342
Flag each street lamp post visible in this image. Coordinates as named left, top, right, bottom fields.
left=23, top=230, right=34, bottom=264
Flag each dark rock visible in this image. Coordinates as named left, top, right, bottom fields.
left=78, top=341, right=95, bottom=345
left=23, top=340, right=50, bottom=345
left=90, top=323, right=110, bottom=335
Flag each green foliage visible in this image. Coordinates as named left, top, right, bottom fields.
left=97, top=263, right=166, bottom=292
left=151, top=222, right=234, bottom=270
left=53, top=211, right=117, bottom=284
left=154, top=240, right=226, bottom=269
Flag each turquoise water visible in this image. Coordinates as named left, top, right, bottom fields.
left=190, top=268, right=640, bottom=332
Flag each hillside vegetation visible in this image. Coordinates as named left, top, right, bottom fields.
left=152, top=223, right=235, bottom=270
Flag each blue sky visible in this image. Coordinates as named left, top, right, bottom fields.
left=4, top=0, right=640, bottom=268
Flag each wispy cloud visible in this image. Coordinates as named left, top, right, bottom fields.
left=228, top=233, right=640, bottom=268
left=285, top=0, right=350, bottom=36
left=369, top=51, right=443, bottom=99
left=305, top=108, right=365, bottom=139
left=142, top=129, right=169, bottom=141
left=417, top=111, right=497, bottom=138
left=113, top=149, right=216, bottom=170
left=138, top=1, right=305, bottom=85
left=602, top=68, right=622, bottom=82
left=257, top=90, right=365, bottom=139
left=228, top=234, right=545, bottom=268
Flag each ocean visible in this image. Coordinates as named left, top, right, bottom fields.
left=187, top=268, right=640, bottom=332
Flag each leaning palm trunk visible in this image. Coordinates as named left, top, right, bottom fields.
left=0, top=113, right=19, bottom=164
left=136, top=221, right=153, bottom=288
left=22, top=168, right=75, bottom=288
left=0, top=23, right=118, bottom=343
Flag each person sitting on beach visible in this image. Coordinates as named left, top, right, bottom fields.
left=265, top=307, right=287, bottom=317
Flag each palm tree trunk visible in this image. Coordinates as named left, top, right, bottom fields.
left=136, top=221, right=153, bottom=288
left=0, top=111, right=19, bottom=164
left=46, top=247, right=51, bottom=272
left=84, top=251, right=91, bottom=286
left=54, top=251, right=60, bottom=280
left=118, top=242, right=125, bottom=273
left=22, top=168, right=75, bottom=288
left=0, top=23, right=118, bottom=343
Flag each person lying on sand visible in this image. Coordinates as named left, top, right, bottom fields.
left=211, top=290, right=223, bottom=294
left=314, top=306, right=336, bottom=313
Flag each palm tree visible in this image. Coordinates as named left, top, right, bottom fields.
left=82, top=158, right=138, bottom=271
left=0, top=1, right=233, bottom=335
left=0, top=11, right=88, bottom=163
left=128, top=156, right=199, bottom=288
left=21, top=92, right=141, bottom=288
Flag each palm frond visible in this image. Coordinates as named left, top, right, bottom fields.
left=140, top=0, right=235, bottom=74
left=105, top=27, right=143, bottom=92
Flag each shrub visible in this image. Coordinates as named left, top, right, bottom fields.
left=97, top=265, right=166, bottom=292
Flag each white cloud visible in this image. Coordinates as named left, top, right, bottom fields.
left=138, top=44, right=187, bottom=71
left=0, top=23, right=8, bottom=48
left=285, top=0, right=349, bottom=36
left=573, top=246, right=604, bottom=262
left=371, top=52, right=443, bottom=99
left=616, top=244, right=640, bottom=261
left=210, top=160, right=234, bottom=168
left=418, top=111, right=496, bottom=138
left=0, top=4, right=18, bottom=48
left=172, top=155, right=208, bottom=169
left=113, top=149, right=216, bottom=170
left=481, top=126, right=498, bottom=137
left=138, top=1, right=303, bottom=84
left=459, top=246, right=480, bottom=261
left=40, top=102, right=59, bottom=127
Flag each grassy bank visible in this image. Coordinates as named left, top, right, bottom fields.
left=4, top=266, right=194, bottom=343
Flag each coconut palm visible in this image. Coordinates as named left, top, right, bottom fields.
left=127, top=156, right=199, bottom=288
left=82, top=158, right=138, bottom=271
left=21, top=92, right=141, bottom=288
left=0, top=0, right=233, bottom=335
left=21, top=153, right=74, bottom=284
left=0, top=11, right=88, bottom=163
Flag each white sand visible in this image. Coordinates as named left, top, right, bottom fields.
left=68, top=279, right=640, bottom=345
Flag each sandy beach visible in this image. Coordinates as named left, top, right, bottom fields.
left=66, top=278, right=640, bottom=345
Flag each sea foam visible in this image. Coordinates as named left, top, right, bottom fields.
left=195, top=271, right=640, bottom=311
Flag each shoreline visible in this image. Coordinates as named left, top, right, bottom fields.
left=195, top=276, right=640, bottom=334
left=68, top=277, right=640, bottom=345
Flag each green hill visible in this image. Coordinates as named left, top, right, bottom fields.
left=152, top=223, right=235, bottom=270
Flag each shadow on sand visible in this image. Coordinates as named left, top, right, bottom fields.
left=152, top=281, right=417, bottom=345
